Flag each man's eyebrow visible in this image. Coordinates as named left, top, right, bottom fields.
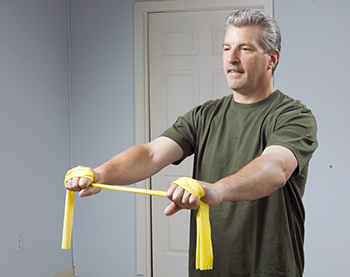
left=222, top=42, right=256, bottom=48
left=243, top=42, right=256, bottom=47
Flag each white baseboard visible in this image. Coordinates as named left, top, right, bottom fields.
left=51, top=265, right=74, bottom=277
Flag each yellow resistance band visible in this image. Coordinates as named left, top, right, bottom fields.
left=171, top=177, right=213, bottom=270
left=62, top=168, right=213, bottom=270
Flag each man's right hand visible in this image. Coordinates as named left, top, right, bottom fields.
left=64, top=166, right=102, bottom=197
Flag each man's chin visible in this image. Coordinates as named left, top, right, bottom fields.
left=227, top=83, right=246, bottom=93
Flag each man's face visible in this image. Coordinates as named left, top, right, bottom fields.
left=223, top=25, right=272, bottom=96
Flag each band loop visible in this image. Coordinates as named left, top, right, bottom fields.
left=171, top=177, right=213, bottom=270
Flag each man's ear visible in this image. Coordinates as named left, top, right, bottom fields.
left=268, top=49, right=280, bottom=70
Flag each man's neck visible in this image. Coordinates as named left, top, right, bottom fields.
left=232, top=83, right=276, bottom=104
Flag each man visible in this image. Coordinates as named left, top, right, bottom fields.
left=65, top=9, right=318, bottom=276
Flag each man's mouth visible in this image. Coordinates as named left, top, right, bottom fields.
left=226, top=65, right=245, bottom=74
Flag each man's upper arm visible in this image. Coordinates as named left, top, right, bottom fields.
left=147, top=136, right=184, bottom=171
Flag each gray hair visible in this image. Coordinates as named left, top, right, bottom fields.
left=225, top=9, right=281, bottom=73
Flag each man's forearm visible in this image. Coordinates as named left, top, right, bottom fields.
left=215, top=157, right=285, bottom=202
left=93, top=137, right=184, bottom=186
left=93, top=144, right=160, bottom=185
left=209, top=146, right=298, bottom=203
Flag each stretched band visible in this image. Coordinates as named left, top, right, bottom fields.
left=62, top=168, right=213, bottom=270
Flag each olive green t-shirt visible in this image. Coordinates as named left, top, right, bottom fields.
left=161, top=90, right=318, bottom=277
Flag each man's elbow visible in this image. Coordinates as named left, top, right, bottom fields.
left=277, top=164, right=296, bottom=189
left=262, top=145, right=298, bottom=190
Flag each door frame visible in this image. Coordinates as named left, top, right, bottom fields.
left=133, top=1, right=273, bottom=276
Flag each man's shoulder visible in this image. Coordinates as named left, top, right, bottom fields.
left=272, top=90, right=314, bottom=114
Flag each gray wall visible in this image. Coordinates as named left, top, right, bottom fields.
left=274, top=1, right=350, bottom=276
left=0, top=0, right=72, bottom=276
left=0, top=0, right=140, bottom=276
left=0, top=0, right=349, bottom=276
left=69, top=0, right=139, bottom=276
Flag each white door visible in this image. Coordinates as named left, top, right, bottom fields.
left=148, top=10, right=232, bottom=277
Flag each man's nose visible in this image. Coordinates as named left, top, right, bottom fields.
left=227, top=49, right=240, bottom=64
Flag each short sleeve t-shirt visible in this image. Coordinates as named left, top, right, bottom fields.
left=161, top=90, right=318, bottom=277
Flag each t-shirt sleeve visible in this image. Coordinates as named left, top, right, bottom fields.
left=266, top=107, right=318, bottom=176
left=161, top=108, right=198, bottom=165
